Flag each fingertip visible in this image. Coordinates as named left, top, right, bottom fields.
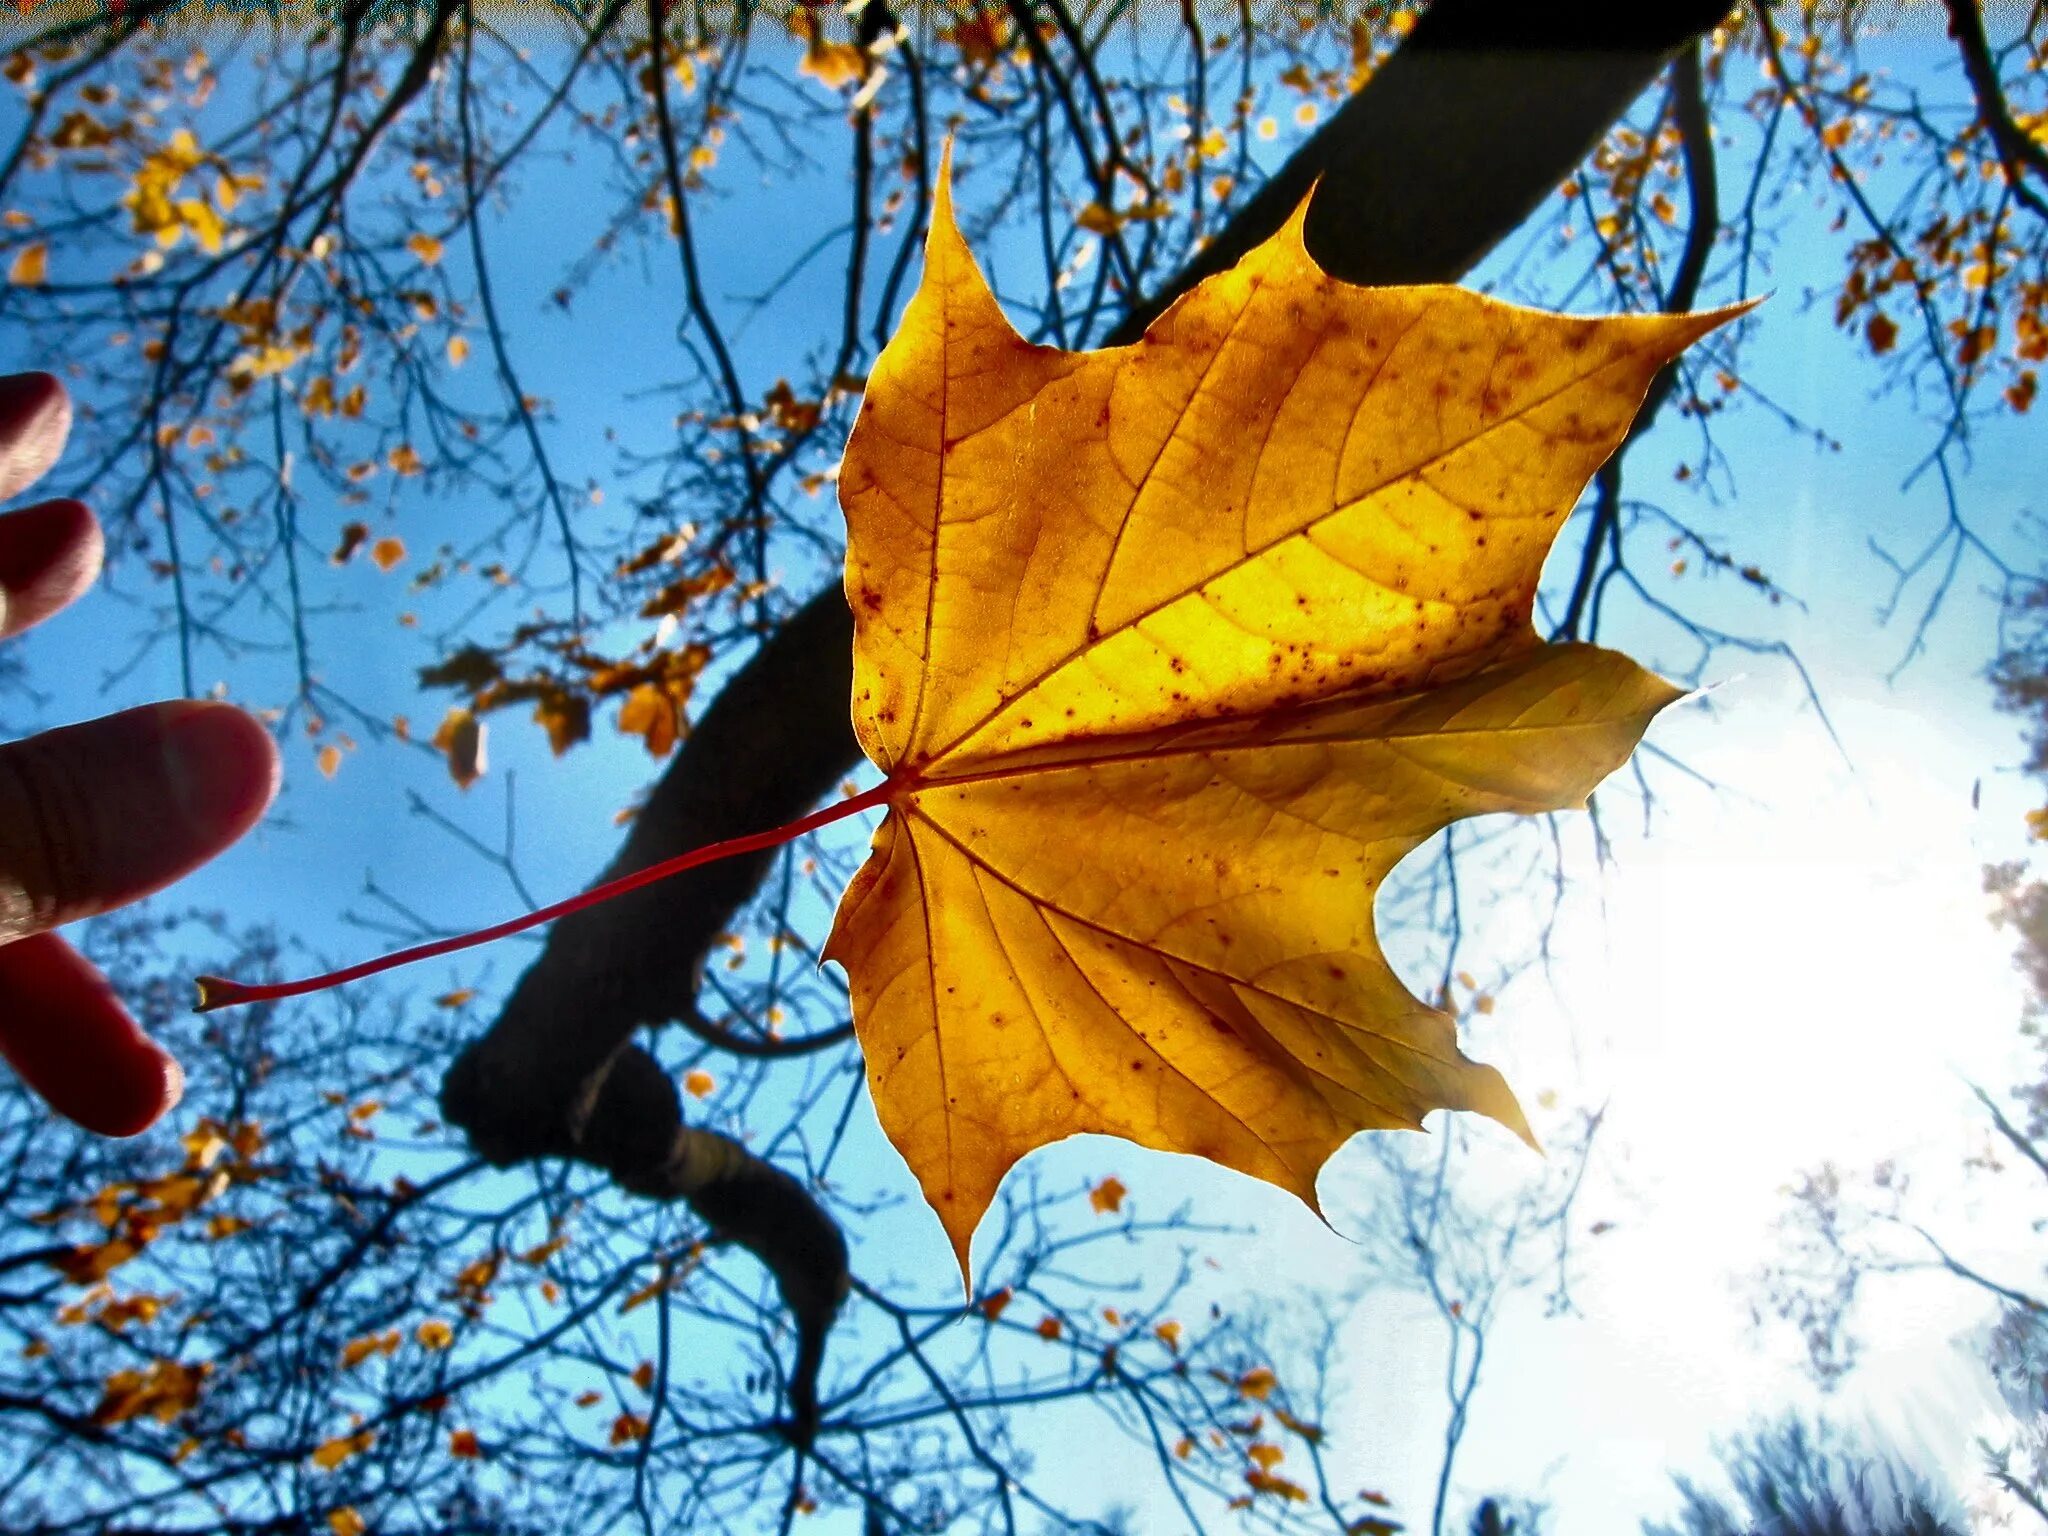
left=84, top=1038, right=182, bottom=1140
left=0, top=498, right=102, bottom=639
left=0, top=373, right=72, bottom=504
left=0, top=702, right=280, bottom=936
left=155, top=1046, right=185, bottom=1125
left=158, top=700, right=282, bottom=846
left=0, top=930, right=183, bottom=1138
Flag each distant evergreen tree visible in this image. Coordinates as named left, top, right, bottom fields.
left=1643, top=1419, right=1964, bottom=1536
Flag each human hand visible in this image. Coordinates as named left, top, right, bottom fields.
left=0, top=372, right=279, bottom=1136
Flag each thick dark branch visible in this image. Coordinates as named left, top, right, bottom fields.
left=1122, top=2, right=1729, bottom=333
left=1941, top=0, right=2048, bottom=221
left=444, top=1041, right=847, bottom=1444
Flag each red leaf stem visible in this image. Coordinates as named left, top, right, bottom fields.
left=193, top=778, right=897, bottom=1013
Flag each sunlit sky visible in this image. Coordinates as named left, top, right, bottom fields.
left=4, top=14, right=2044, bottom=1533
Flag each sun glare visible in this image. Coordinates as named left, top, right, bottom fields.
left=1582, top=710, right=2024, bottom=1202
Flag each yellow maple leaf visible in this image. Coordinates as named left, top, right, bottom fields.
left=406, top=231, right=443, bottom=266
left=825, top=151, right=1738, bottom=1280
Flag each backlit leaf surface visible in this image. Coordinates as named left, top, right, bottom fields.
left=828, top=161, right=1733, bottom=1279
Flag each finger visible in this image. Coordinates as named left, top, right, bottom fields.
left=0, top=701, right=279, bottom=944
left=0, top=930, right=181, bottom=1137
left=0, top=373, right=71, bottom=503
left=0, top=498, right=102, bottom=640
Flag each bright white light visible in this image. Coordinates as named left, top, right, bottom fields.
left=1581, top=695, right=2025, bottom=1198
left=1339, top=683, right=2039, bottom=1531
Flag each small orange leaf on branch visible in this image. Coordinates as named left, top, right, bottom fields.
left=311, top=1428, right=374, bottom=1470
left=1236, top=1366, right=1278, bottom=1400
left=1246, top=1468, right=1311, bottom=1502
left=92, top=1358, right=209, bottom=1425
left=8, top=242, right=46, bottom=285
left=431, top=708, right=486, bottom=790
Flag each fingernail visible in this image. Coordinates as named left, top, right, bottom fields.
left=158, top=702, right=280, bottom=842
left=156, top=1048, right=185, bottom=1121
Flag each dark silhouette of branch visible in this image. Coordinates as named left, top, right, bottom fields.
left=1941, top=0, right=2048, bottom=221
left=1971, top=1083, right=2048, bottom=1187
